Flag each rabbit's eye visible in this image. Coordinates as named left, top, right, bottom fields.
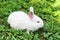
left=37, top=21, right=39, bottom=23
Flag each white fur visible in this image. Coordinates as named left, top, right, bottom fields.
left=29, top=7, right=34, bottom=14
left=7, top=7, right=44, bottom=34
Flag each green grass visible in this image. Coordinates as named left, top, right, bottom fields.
left=0, top=0, right=60, bottom=40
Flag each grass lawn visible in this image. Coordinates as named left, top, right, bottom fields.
left=0, top=0, right=60, bottom=40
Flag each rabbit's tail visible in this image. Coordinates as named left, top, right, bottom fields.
left=29, top=6, right=34, bottom=14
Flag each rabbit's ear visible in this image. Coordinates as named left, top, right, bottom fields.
left=28, top=6, right=34, bottom=19
left=29, top=12, right=33, bottom=19
left=29, top=6, right=34, bottom=14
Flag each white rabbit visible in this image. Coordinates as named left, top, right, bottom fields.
left=7, top=7, right=44, bottom=34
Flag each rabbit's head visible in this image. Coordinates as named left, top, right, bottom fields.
left=28, top=7, right=44, bottom=28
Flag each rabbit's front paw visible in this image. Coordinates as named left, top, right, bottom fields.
left=27, top=31, right=30, bottom=34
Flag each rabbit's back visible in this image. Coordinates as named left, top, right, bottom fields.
left=7, top=11, right=30, bottom=30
